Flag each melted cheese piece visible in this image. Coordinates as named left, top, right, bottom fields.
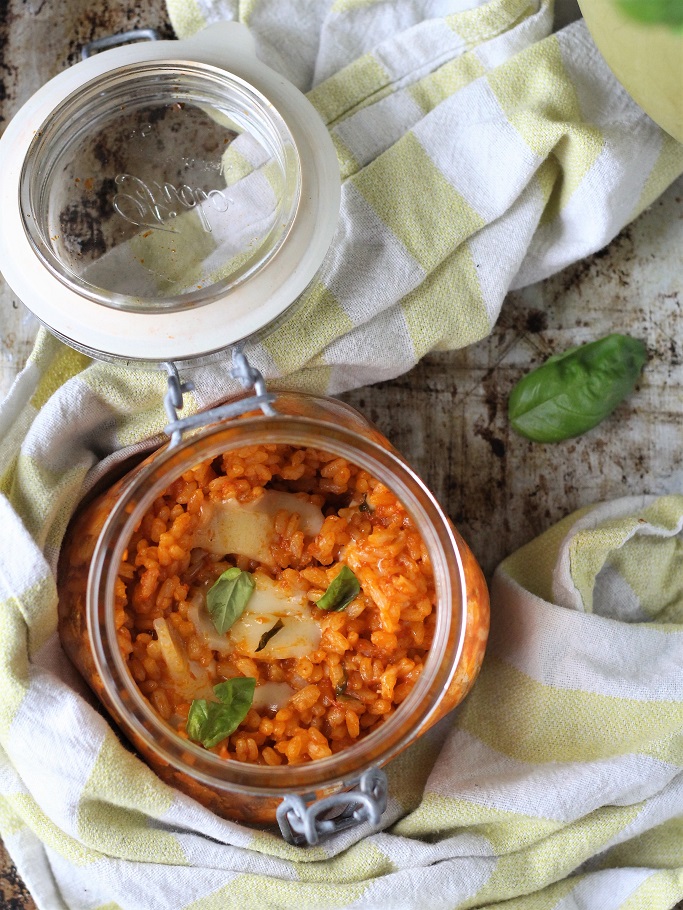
left=187, top=575, right=322, bottom=662
left=193, top=491, right=324, bottom=565
left=229, top=575, right=322, bottom=660
left=152, top=617, right=215, bottom=700
left=251, top=681, right=295, bottom=713
left=153, top=617, right=189, bottom=679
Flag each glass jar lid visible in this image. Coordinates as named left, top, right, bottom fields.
left=0, top=24, right=340, bottom=362
left=21, top=61, right=301, bottom=312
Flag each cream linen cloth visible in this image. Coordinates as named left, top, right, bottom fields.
left=1, top=1, right=683, bottom=908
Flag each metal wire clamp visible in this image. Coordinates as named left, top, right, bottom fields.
left=163, top=351, right=277, bottom=448
left=81, top=29, right=160, bottom=60
left=276, top=768, right=388, bottom=846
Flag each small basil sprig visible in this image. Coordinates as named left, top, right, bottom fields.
left=186, top=677, right=256, bottom=749
left=255, top=619, right=284, bottom=652
left=334, top=667, right=348, bottom=697
left=508, top=334, right=647, bottom=444
left=316, top=566, right=360, bottom=612
left=206, top=567, right=255, bottom=634
left=617, top=0, right=683, bottom=30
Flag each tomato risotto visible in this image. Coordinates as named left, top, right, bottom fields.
left=115, top=443, right=436, bottom=765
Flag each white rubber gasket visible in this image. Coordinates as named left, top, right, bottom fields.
left=0, top=22, right=340, bottom=362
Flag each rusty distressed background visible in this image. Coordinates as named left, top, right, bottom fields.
left=1, top=0, right=683, bottom=906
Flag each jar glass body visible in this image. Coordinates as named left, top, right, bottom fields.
left=57, top=392, right=489, bottom=825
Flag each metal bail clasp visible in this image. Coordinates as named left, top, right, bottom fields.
left=163, top=350, right=277, bottom=448
left=81, top=28, right=160, bottom=60
left=276, top=768, right=388, bottom=847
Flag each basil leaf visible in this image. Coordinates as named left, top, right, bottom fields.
left=206, top=567, right=255, bottom=634
left=210, top=676, right=256, bottom=742
left=617, top=0, right=683, bottom=30
left=508, top=334, right=647, bottom=444
left=186, top=699, right=210, bottom=743
left=316, top=566, right=360, bottom=612
left=255, top=619, right=284, bottom=652
left=334, top=667, right=348, bottom=697
left=186, top=677, right=256, bottom=749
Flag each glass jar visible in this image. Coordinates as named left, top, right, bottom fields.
left=57, top=392, right=489, bottom=834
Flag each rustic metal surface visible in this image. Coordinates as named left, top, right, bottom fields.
left=343, top=182, right=683, bottom=576
left=1, top=0, right=683, bottom=907
left=0, top=840, right=34, bottom=910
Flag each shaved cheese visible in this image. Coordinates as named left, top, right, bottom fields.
left=153, top=618, right=189, bottom=680
left=186, top=574, right=322, bottom=661
left=256, top=491, right=325, bottom=537
left=229, top=575, right=322, bottom=660
left=193, top=491, right=324, bottom=565
left=251, top=681, right=295, bottom=713
left=245, top=575, right=311, bottom=619
left=153, top=617, right=215, bottom=700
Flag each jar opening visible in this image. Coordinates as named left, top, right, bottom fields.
left=88, top=416, right=467, bottom=797
left=20, top=61, right=301, bottom=313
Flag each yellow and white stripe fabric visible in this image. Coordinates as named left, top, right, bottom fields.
left=1, top=1, right=683, bottom=908
left=3, top=440, right=683, bottom=909
left=161, top=0, right=683, bottom=397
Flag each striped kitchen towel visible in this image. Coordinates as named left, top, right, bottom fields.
left=3, top=476, right=683, bottom=909
left=1, top=1, right=683, bottom=908
left=160, top=0, right=683, bottom=394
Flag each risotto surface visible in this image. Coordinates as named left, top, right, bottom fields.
left=116, top=443, right=436, bottom=765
